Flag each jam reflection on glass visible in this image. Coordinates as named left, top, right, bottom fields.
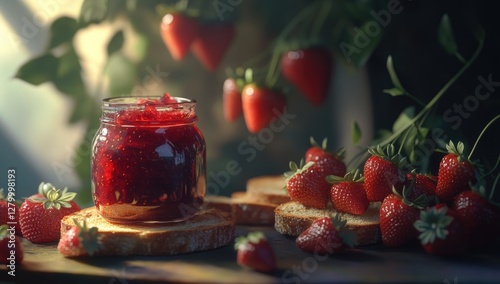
left=91, top=94, right=206, bottom=223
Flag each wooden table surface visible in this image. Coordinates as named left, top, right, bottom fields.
left=1, top=225, right=500, bottom=283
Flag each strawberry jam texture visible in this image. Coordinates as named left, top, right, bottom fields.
left=91, top=94, right=206, bottom=223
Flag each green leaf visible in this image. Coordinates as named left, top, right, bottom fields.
left=107, top=30, right=124, bottom=56
left=437, top=14, right=458, bottom=56
left=392, top=106, right=415, bottom=133
left=15, top=54, right=58, bottom=85
left=105, top=53, right=136, bottom=97
left=48, top=17, right=79, bottom=50
left=56, top=47, right=81, bottom=78
left=53, top=70, right=87, bottom=98
left=79, top=0, right=109, bottom=28
left=351, top=120, right=362, bottom=145
left=383, top=87, right=404, bottom=96
left=386, top=55, right=406, bottom=92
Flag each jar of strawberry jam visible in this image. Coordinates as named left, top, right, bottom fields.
left=91, top=94, right=206, bottom=223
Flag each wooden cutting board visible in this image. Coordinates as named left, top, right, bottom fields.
left=2, top=226, right=500, bottom=283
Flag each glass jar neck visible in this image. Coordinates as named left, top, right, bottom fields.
left=101, top=97, right=198, bottom=126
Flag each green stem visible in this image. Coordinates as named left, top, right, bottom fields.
left=490, top=172, right=500, bottom=200
left=455, top=52, right=467, bottom=64
left=482, top=153, right=500, bottom=179
left=397, top=124, right=415, bottom=154
left=468, top=114, right=500, bottom=160
left=404, top=92, right=426, bottom=107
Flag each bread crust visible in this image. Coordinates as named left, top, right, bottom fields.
left=60, top=207, right=235, bottom=256
left=203, top=194, right=276, bottom=225
left=246, top=175, right=290, bottom=205
left=274, top=201, right=381, bottom=246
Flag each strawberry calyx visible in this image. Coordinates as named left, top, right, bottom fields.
left=368, top=144, right=411, bottom=182
left=73, top=218, right=102, bottom=256
left=234, top=231, right=266, bottom=250
left=330, top=214, right=357, bottom=248
left=310, top=137, right=346, bottom=160
left=0, top=224, right=8, bottom=239
left=414, top=206, right=454, bottom=245
left=326, top=169, right=363, bottom=184
left=395, top=172, right=435, bottom=208
left=445, top=141, right=469, bottom=163
left=29, top=182, right=77, bottom=210
left=284, top=159, right=315, bottom=183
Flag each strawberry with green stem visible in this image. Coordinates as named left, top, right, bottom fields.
left=414, top=204, right=466, bottom=256
left=19, top=182, right=80, bottom=243
left=326, top=170, right=368, bottom=216
left=159, top=12, right=200, bottom=61
left=296, top=214, right=356, bottom=255
left=241, top=82, right=286, bottom=133
left=58, top=219, right=102, bottom=257
left=285, top=160, right=329, bottom=209
left=234, top=231, right=276, bottom=273
left=222, top=77, right=242, bottom=122
left=403, top=171, right=437, bottom=204
left=305, top=137, right=346, bottom=178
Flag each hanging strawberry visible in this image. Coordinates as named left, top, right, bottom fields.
left=222, top=78, right=242, bottom=122
left=192, top=23, right=235, bottom=71
left=160, top=12, right=200, bottom=61
left=280, top=46, right=333, bottom=106
left=241, top=83, right=286, bottom=133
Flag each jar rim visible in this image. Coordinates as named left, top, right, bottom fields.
left=103, top=96, right=196, bottom=107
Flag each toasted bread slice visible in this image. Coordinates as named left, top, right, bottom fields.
left=274, top=201, right=381, bottom=246
left=60, top=207, right=235, bottom=256
left=246, top=175, right=290, bottom=205
left=203, top=194, right=277, bottom=226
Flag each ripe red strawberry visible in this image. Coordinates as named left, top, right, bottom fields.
left=191, top=23, right=235, bottom=71
left=0, top=189, right=21, bottom=236
left=453, top=189, right=500, bottom=248
left=241, top=84, right=286, bottom=133
left=364, top=144, right=409, bottom=202
left=305, top=137, right=347, bottom=178
left=280, top=47, right=332, bottom=106
left=58, top=220, right=102, bottom=257
left=296, top=215, right=356, bottom=254
left=19, top=182, right=80, bottom=243
left=160, top=13, right=200, bottom=60
left=327, top=170, right=369, bottom=215
left=285, top=161, right=329, bottom=209
left=414, top=204, right=466, bottom=256
left=403, top=173, right=437, bottom=204
left=436, top=141, right=476, bottom=204
left=0, top=224, right=23, bottom=264
left=234, top=231, right=276, bottom=273
left=380, top=184, right=433, bottom=247
left=223, top=78, right=242, bottom=122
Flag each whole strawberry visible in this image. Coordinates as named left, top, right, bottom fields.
left=223, top=78, right=242, bottom=122
left=436, top=141, right=477, bottom=204
left=0, top=225, right=23, bottom=264
left=0, top=189, right=21, bottom=236
left=191, top=23, right=235, bottom=71
left=285, top=160, right=329, bottom=209
left=453, top=189, right=500, bottom=248
left=403, top=172, right=437, bottom=203
left=241, top=83, right=286, bottom=133
left=19, top=182, right=80, bottom=243
left=327, top=170, right=369, bottom=215
left=305, top=137, right=347, bottom=178
left=160, top=12, right=200, bottom=60
left=364, top=144, right=409, bottom=202
left=58, top=219, right=102, bottom=257
left=414, top=204, right=466, bottom=256
left=296, top=215, right=356, bottom=254
left=234, top=232, right=276, bottom=273
left=380, top=185, right=433, bottom=247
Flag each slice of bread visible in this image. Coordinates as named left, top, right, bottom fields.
left=274, top=201, right=381, bottom=246
left=245, top=175, right=290, bottom=205
left=203, top=194, right=276, bottom=226
left=60, top=207, right=235, bottom=256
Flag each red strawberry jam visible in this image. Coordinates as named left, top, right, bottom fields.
left=91, top=94, right=206, bottom=223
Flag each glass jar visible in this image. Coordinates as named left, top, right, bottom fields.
left=91, top=96, right=206, bottom=224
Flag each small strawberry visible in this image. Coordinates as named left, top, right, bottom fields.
left=285, top=160, right=329, bottom=209
left=403, top=172, right=437, bottom=203
left=19, top=182, right=80, bottom=243
left=296, top=215, right=356, bottom=254
left=160, top=12, right=200, bottom=60
left=191, top=23, right=235, bottom=71
left=223, top=78, right=242, bottom=122
left=380, top=184, right=434, bottom=247
left=414, top=204, right=466, bottom=256
left=453, top=188, right=500, bottom=248
left=326, top=170, right=369, bottom=215
left=234, top=231, right=276, bottom=273
left=280, top=46, right=332, bottom=106
left=58, top=219, right=102, bottom=257
left=241, top=83, right=286, bottom=133
left=436, top=141, right=477, bottom=204
left=364, top=144, right=410, bottom=202
left=305, top=137, right=347, bottom=178
left=0, top=189, right=21, bottom=236
left=0, top=224, right=23, bottom=264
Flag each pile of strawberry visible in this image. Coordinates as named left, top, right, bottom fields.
left=284, top=138, right=500, bottom=256
left=0, top=182, right=102, bottom=263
